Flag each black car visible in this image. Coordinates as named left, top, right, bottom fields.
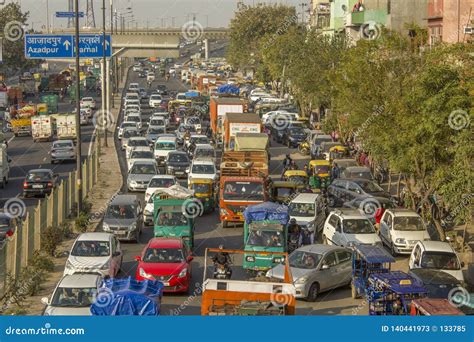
left=0, top=213, right=15, bottom=242
left=270, top=125, right=286, bottom=143
left=409, top=269, right=461, bottom=299
left=138, top=71, right=146, bottom=78
left=165, top=151, right=190, bottom=178
left=327, top=178, right=393, bottom=207
left=282, top=127, right=306, bottom=148
left=23, top=169, right=59, bottom=198
left=154, top=85, right=168, bottom=95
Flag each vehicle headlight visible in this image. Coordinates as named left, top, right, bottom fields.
left=178, top=268, right=187, bottom=278
left=65, top=260, right=73, bottom=269
left=246, top=256, right=255, bottom=262
left=102, top=222, right=110, bottom=231
left=220, top=209, right=229, bottom=216
left=100, top=261, right=110, bottom=270
left=144, top=209, right=152, bottom=216
left=395, top=238, right=406, bottom=244
left=167, top=165, right=174, bottom=170
left=273, top=257, right=285, bottom=263
left=295, top=275, right=309, bottom=284
left=130, top=223, right=137, bottom=231
left=139, top=268, right=153, bottom=279
left=130, top=180, right=138, bottom=186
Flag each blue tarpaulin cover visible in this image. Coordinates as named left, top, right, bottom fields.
left=243, top=202, right=289, bottom=225
left=184, top=91, right=200, bottom=97
left=90, top=277, right=163, bottom=316
left=217, top=84, right=240, bottom=95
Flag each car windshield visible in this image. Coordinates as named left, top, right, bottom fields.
left=151, top=95, right=161, bottom=100
left=421, top=252, right=460, bottom=270
left=122, top=123, right=136, bottom=129
left=105, top=205, right=136, bottom=219
left=130, top=164, right=156, bottom=175
left=289, top=128, right=305, bottom=136
left=151, top=119, right=164, bottom=126
left=289, top=203, right=315, bottom=217
left=195, top=149, right=214, bottom=158
left=276, top=187, right=295, bottom=197
left=191, top=183, right=210, bottom=193
left=191, top=137, right=208, bottom=144
left=27, top=172, right=51, bottom=181
left=247, top=229, right=283, bottom=247
left=148, top=178, right=176, bottom=188
left=53, top=142, right=73, bottom=149
left=0, top=217, right=10, bottom=226
left=127, top=116, right=140, bottom=123
left=190, top=162, right=214, bottom=173
left=223, top=181, right=264, bottom=201
left=155, top=142, right=175, bottom=150
left=131, top=151, right=153, bottom=159
left=343, top=219, right=375, bottom=234
left=187, top=117, right=200, bottom=124
left=51, top=287, right=98, bottom=307
left=348, top=171, right=372, bottom=179
left=169, top=154, right=189, bottom=163
left=148, top=127, right=164, bottom=134
left=129, top=139, right=148, bottom=147
left=315, top=165, right=329, bottom=174
left=289, top=251, right=322, bottom=270
left=157, top=212, right=187, bottom=226
left=358, top=181, right=384, bottom=193
left=123, top=130, right=139, bottom=138
left=179, top=125, right=196, bottom=133
left=288, top=176, right=307, bottom=185
left=71, top=240, right=110, bottom=257
left=143, top=248, right=184, bottom=263
left=394, top=216, right=425, bottom=231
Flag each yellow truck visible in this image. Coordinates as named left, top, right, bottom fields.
left=11, top=117, right=32, bottom=136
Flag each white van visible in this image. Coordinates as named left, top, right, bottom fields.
left=154, top=136, right=177, bottom=166
left=288, top=193, right=327, bottom=236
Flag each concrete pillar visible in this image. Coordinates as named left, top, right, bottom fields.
left=204, top=39, right=210, bottom=60
left=21, top=212, right=29, bottom=267
left=34, top=204, right=41, bottom=251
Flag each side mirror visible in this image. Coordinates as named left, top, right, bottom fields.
left=134, top=255, right=142, bottom=262
left=187, top=256, right=194, bottom=262
left=461, top=261, right=465, bottom=268
left=113, top=251, right=121, bottom=257
left=41, top=297, right=49, bottom=305
left=321, top=264, right=329, bottom=270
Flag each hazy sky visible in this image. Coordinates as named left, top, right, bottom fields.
left=15, top=0, right=303, bottom=29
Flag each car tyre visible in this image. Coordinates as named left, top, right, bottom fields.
left=222, top=221, right=228, bottom=228
left=390, top=242, right=398, bottom=256
left=0, top=179, right=4, bottom=189
left=306, top=283, right=319, bottom=302
left=135, top=230, right=140, bottom=243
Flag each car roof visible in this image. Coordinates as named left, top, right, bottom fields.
left=151, top=175, right=175, bottom=180
left=192, top=159, right=214, bottom=165
left=157, top=136, right=176, bottom=142
left=28, top=168, right=52, bottom=173
left=346, top=166, right=371, bottom=172
left=58, top=273, right=101, bottom=288
left=148, top=237, right=183, bottom=248
left=195, top=143, right=213, bottom=149
left=77, top=232, right=113, bottom=242
left=110, top=194, right=138, bottom=205
left=330, top=208, right=367, bottom=219
left=299, top=244, right=346, bottom=254
left=128, top=136, right=147, bottom=141
left=53, top=140, right=73, bottom=144
left=387, top=208, right=420, bottom=217
left=168, top=151, right=188, bottom=156
left=291, top=193, right=320, bottom=203
left=419, top=241, right=455, bottom=253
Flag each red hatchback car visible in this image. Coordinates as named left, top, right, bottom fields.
left=135, top=238, right=192, bottom=293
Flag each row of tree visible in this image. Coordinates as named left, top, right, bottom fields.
left=227, top=4, right=473, bottom=232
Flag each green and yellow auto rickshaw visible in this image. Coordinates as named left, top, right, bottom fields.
left=283, top=170, right=308, bottom=187
left=308, top=159, right=331, bottom=191
left=188, top=178, right=216, bottom=214
left=270, top=181, right=304, bottom=204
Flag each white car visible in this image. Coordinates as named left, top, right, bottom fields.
left=322, top=209, right=382, bottom=248
left=128, top=82, right=140, bottom=91
left=288, top=193, right=327, bottom=239
left=80, top=97, right=96, bottom=109
left=124, top=93, right=140, bottom=104
left=125, top=100, right=141, bottom=109
left=188, top=159, right=217, bottom=185
left=149, top=116, right=166, bottom=129
left=149, top=94, right=162, bottom=108
left=143, top=175, right=178, bottom=225
left=127, top=147, right=155, bottom=170
left=154, top=136, right=177, bottom=166
left=132, top=64, right=142, bottom=72
left=41, top=273, right=102, bottom=316
left=379, top=209, right=430, bottom=255
left=187, top=134, right=209, bottom=149
left=409, top=241, right=465, bottom=283
left=118, top=121, right=139, bottom=139
left=125, top=114, right=142, bottom=130
left=126, top=137, right=149, bottom=157
left=63, top=232, right=123, bottom=278
left=80, top=110, right=90, bottom=125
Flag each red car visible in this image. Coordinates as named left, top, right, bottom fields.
left=135, top=238, right=193, bottom=293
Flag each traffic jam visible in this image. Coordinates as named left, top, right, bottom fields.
left=31, top=55, right=470, bottom=317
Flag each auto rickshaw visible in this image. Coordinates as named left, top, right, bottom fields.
left=328, top=145, right=349, bottom=162
left=366, top=271, right=427, bottom=315
left=270, top=181, right=304, bottom=204
left=188, top=178, right=216, bottom=214
left=410, top=298, right=464, bottom=316
left=308, top=160, right=331, bottom=191
left=283, top=170, right=308, bottom=187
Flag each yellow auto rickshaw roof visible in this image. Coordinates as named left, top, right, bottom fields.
left=189, top=178, right=213, bottom=185
left=309, top=160, right=331, bottom=167
left=329, top=145, right=347, bottom=152
left=284, top=170, right=307, bottom=177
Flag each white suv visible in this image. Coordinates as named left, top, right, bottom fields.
left=323, top=209, right=381, bottom=248
left=379, top=209, right=430, bottom=255
left=288, top=193, right=327, bottom=238
left=188, top=159, right=217, bottom=186
left=149, top=94, right=162, bottom=108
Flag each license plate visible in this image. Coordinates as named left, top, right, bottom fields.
left=163, top=282, right=170, bottom=286
left=175, top=172, right=183, bottom=175
left=32, top=184, right=43, bottom=189
left=115, top=231, right=127, bottom=236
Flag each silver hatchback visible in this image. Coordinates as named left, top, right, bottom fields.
left=266, top=244, right=352, bottom=301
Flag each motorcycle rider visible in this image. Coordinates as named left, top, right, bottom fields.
left=212, top=244, right=232, bottom=279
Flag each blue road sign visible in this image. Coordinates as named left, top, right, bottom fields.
left=56, top=11, right=84, bottom=18
left=24, top=34, right=112, bottom=59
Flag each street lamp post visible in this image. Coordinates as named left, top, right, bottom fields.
left=74, top=0, right=83, bottom=214
left=102, top=0, right=108, bottom=147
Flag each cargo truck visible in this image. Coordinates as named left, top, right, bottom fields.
left=219, top=151, right=268, bottom=228
left=55, top=114, right=77, bottom=141
left=209, top=97, right=247, bottom=144
left=223, top=113, right=261, bottom=151
left=31, top=115, right=53, bottom=142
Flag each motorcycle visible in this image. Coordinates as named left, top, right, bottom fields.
left=300, top=226, right=313, bottom=246
left=298, top=141, right=310, bottom=155
left=213, top=262, right=232, bottom=280
left=287, top=232, right=300, bottom=254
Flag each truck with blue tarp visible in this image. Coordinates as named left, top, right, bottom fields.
left=242, top=202, right=289, bottom=274
left=91, top=277, right=163, bottom=316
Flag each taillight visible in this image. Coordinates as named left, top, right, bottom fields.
left=23, top=182, right=28, bottom=189
left=47, top=182, right=53, bottom=187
